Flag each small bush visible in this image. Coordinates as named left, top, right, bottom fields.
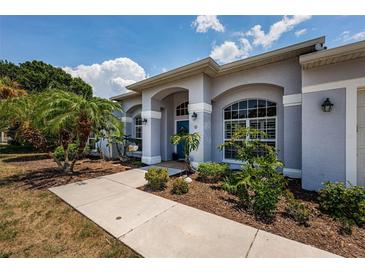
left=319, top=182, right=365, bottom=232
left=222, top=172, right=243, bottom=195
left=236, top=177, right=284, bottom=221
left=172, top=177, right=189, bottom=195
left=53, top=143, right=78, bottom=161
left=285, top=191, right=310, bottom=226
left=197, top=162, right=229, bottom=182
left=144, top=168, right=169, bottom=191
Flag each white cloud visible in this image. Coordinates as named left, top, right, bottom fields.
left=246, top=15, right=312, bottom=48
left=210, top=38, right=252, bottom=64
left=295, top=28, right=307, bottom=37
left=63, top=57, right=146, bottom=98
left=192, top=15, right=225, bottom=33
left=339, top=30, right=365, bottom=42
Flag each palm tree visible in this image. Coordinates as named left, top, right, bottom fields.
left=40, top=90, right=123, bottom=172
left=0, top=77, right=26, bottom=99
left=0, top=94, right=46, bottom=148
left=170, top=132, right=200, bottom=173
left=0, top=77, right=28, bottom=144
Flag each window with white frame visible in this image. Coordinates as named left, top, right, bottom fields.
left=135, top=115, right=142, bottom=139
left=223, top=99, right=277, bottom=160
left=176, top=101, right=189, bottom=116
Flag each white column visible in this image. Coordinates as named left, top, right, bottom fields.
left=188, top=103, right=212, bottom=167
left=346, top=85, right=357, bottom=185
left=141, top=110, right=162, bottom=165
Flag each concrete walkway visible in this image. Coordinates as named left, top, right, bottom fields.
left=49, top=168, right=340, bottom=258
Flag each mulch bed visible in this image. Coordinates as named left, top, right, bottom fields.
left=1, top=155, right=140, bottom=190
left=141, top=174, right=365, bottom=258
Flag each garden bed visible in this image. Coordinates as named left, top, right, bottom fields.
left=1, top=154, right=141, bottom=189
left=141, top=174, right=365, bottom=258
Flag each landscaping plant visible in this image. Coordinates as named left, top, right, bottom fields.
left=144, top=168, right=169, bottom=191
left=197, top=162, right=229, bottom=183
left=170, top=132, right=200, bottom=173
left=219, top=127, right=286, bottom=221
left=40, top=90, right=123, bottom=173
left=53, top=143, right=84, bottom=168
left=171, top=177, right=189, bottom=195
left=285, top=190, right=310, bottom=226
left=0, top=93, right=48, bottom=149
left=319, top=181, right=365, bottom=234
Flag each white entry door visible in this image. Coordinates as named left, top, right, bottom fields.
left=357, top=89, right=365, bottom=186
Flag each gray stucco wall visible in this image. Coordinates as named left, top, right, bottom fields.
left=302, top=88, right=346, bottom=190
left=211, top=58, right=302, bottom=98
left=284, top=105, right=302, bottom=169
left=121, top=96, right=142, bottom=113
left=302, top=57, right=365, bottom=87
left=211, top=84, right=284, bottom=165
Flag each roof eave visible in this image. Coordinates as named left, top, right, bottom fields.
left=126, top=57, right=220, bottom=92
left=110, top=91, right=140, bottom=101
left=126, top=36, right=325, bottom=92
left=300, top=39, right=365, bottom=70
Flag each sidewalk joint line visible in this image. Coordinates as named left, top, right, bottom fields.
left=245, top=229, right=259, bottom=258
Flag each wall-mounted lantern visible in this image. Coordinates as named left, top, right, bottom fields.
left=142, top=118, right=148, bottom=125
left=321, top=98, right=333, bottom=112
left=191, top=112, right=198, bottom=120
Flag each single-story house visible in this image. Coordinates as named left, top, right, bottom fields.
left=108, top=36, right=365, bottom=191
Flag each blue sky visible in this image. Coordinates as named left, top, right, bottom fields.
left=0, top=15, right=364, bottom=98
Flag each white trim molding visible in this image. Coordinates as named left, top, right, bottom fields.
left=283, top=168, right=302, bottom=178
left=283, top=93, right=302, bottom=107
left=188, top=102, right=212, bottom=113
left=141, top=155, right=161, bottom=165
left=121, top=116, right=132, bottom=123
left=346, top=85, right=358, bottom=185
left=141, top=110, right=162, bottom=119
left=302, top=77, right=365, bottom=94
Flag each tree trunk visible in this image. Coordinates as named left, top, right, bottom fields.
left=63, top=145, right=73, bottom=173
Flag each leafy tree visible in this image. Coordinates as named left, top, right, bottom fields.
left=40, top=90, right=123, bottom=173
left=170, top=132, right=200, bottom=173
left=219, top=127, right=286, bottom=221
left=0, top=60, right=19, bottom=80
left=69, top=77, right=93, bottom=98
left=0, top=60, right=92, bottom=98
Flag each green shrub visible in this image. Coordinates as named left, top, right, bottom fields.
left=222, top=172, right=243, bottom=195
left=171, top=177, right=189, bottom=195
left=219, top=127, right=287, bottom=222
left=319, top=182, right=365, bottom=231
left=236, top=172, right=285, bottom=221
left=144, top=168, right=169, bottom=191
left=197, top=162, right=229, bottom=182
left=53, top=143, right=78, bottom=161
left=285, top=191, right=310, bottom=226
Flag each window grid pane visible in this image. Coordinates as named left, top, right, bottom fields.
left=223, top=99, right=276, bottom=160
left=135, top=116, right=142, bottom=140
left=176, top=101, right=189, bottom=116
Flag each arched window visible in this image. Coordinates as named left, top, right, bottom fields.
left=176, top=102, right=189, bottom=116
left=223, top=99, right=277, bottom=160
